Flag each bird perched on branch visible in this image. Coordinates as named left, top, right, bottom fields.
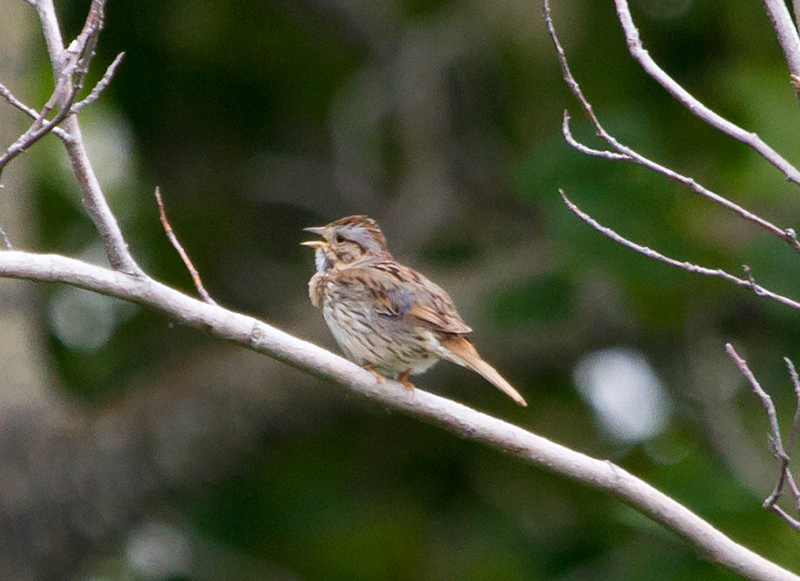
left=302, top=215, right=527, bottom=407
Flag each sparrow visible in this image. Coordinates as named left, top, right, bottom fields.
left=302, top=215, right=527, bottom=406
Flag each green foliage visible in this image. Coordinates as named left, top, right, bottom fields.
left=22, top=0, right=800, bottom=577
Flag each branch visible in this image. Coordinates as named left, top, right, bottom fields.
left=70, top=51, right=125, bottom=115
left=0, top=81, right=72, bottom=142
left=0, top=250, right=795, bottom=581
left=614, top=0, right=800, bottom=185
left=560, top=190, right=800, bottom=311
left=761, top=0, right=800, bottom=93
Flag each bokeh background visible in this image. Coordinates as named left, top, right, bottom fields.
left=1, top=0, right=800, bottom=579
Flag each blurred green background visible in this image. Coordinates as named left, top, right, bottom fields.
left=1, top=0, right=800, bottom=579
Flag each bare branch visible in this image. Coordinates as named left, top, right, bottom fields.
left=0, top=93, right=78, bottom=174
left=726, top=345, right=800, bottom=532
left=783, top=358, right=800, bottom=513
left=0, top=249, right=795, bottom=581
left=785, top=359, right=800, bottom=457
left=561, top=112, right=629, bottom=161
left=727, top=345, right=789, bottom=464
left=0, top=81, right=72, bottom=142
left=70, top=51, right=125, bottom=114
left=155, top=187, right=217, bottom=306
left=548, top=0, right=800, bottom=539
left=560, top=190, right=800, bottom=311
left=545, top=3, right=800, bottom=256
left=613, top=0, right=800, bottom=186
left=761, top=0, right=800, bottom=87
left=771, top=505, right=800, bottom=532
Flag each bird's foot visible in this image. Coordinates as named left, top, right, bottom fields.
left=397, top=370, right=415, bottom=390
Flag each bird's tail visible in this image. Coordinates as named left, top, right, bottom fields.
left=441, top=336, right=528, bottom=407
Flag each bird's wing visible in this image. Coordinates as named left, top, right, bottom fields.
left=364, top=261, right=473, bottom=335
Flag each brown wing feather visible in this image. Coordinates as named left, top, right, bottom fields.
left=386, top=263, right=472, bottom=334
left=405, top=300, right=472, bottom=334
left=342, top=259, right=473, bottom=334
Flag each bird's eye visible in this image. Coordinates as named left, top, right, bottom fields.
left=335, top=234, right=345, bottom=243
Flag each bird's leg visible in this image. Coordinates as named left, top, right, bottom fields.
left=363, top=364, right=387, bottom=383
left=396, top=370, right=415, bottom=390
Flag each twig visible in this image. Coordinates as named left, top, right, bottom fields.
left=560, top=113, right=628, bottom=161
left=155, top=188, right=217, bottom=306
left=0, top=92, right=79, bottom=176
left=613, top=0, right=800, bottom=185
left=727, top=344, right=789, bottom=463
left=560, top=190, right=800, bottom=311
left=70, top=52, right=125, bottom=115
left=726, top=345, right=800, bottom=532
left=0, top=81, right=72, bottom=142
left=0, top=227, right=12, bottom=250
left=544, top=1, right=800, bottom=256
left=783, top=358, right=800, bottom=514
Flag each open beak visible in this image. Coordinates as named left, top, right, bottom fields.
left=301, top=226, right=327, bottom=249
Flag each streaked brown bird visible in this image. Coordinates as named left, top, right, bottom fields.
left=302, top=215, right=527, bottom=407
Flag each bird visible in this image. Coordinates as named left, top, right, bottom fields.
left=301, top=215, right=527, bottom=407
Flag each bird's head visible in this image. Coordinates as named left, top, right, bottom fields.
left=301, top=215, right=391, bottom=270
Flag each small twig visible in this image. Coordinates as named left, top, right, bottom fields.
left=771, top=505, right=800, bottom=532
left=0, top=81, right=73, bottom=142
left=563, top=113, right=800, bottom=254
left=155, top=188, right=216, bottom=306
left=561, top=112, right=629, bottom=161
left=726, top=345, right=800, bottom=532
left=727, top=344, right=790, bottom=464
left=0, top=227, right=12, bottom=250
left=783, top=358, right=800, bottom=513
left=0, top=95, right=79, bottom=175
left=70, top=52, right=125, bottom=115
left=560, top=190, right=800, bottom=311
